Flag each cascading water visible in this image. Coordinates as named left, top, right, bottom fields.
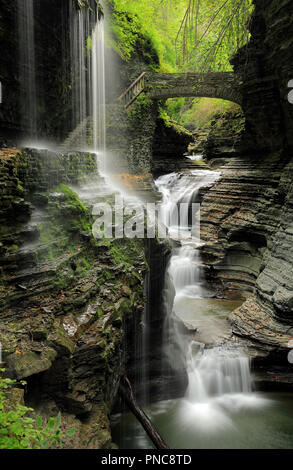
left=16, top=0, right=106, bottom=155
left=70, top=4, right=88, bottom=145
left=186, top=343, right=252, bottom=401
left=17, top=0, right=37, bottom=139
left=155, top=169, right=268, bottom=433
left=92, top=19, right=106, bottom=154
left=68, top=1, right=106, bottom=162
left=112, top=170, right=292, bottom=449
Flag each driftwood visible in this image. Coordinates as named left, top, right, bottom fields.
left=119, top=376, right=169, bottom=450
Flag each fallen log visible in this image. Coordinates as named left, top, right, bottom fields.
left=118, top=376, right=169, bottom=450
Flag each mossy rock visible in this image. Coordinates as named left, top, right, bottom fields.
left=47, top=323, right=75, bottom=356
left=7, top=348, right=57, bottom=379
left=4, top=388, right=25, bottom=410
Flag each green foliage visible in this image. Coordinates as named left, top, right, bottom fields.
left=163, top=97, right=186, bottom=121
left=159, top=105, right=192, bottom=136
left=166, top=97, right=241, bottom=131
left=110, top=0, right=253, bottom=73
left=128, top=92, right=153, bottom=119
left=175, top=0, right=253, bottom=71
left=108, top=9, right=141, bottom=61
left=109, top=0, right=181, bottom=71
left=110, top=0, right=252, bottom=126
left=0, top=372, right=72, bottom=449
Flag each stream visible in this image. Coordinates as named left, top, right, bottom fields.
left=111, top=391, right=293, bottom=449
left=111, top=168, right=293, bottom=449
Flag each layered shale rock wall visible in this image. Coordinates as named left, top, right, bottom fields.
left=199, top=0, right=293, bottom=381
left=232, top=0, right=293, bottom=154
left=0, top=148, right=146, bottom=448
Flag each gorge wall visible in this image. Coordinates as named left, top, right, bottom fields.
left=199, top=0, right=293, bottom=384
left=2, top=0, right=293, bottom=450
left=0, top=0, right=73, bottom=142
left=0, top=147, right=147, bottom=448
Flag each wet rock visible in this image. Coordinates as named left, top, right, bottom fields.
left=152, top=117, right=192, bottom=176
left=203, top=111, right=245, bottom=159
left=273, top=287, right=293, bottom=315
left=31, top=193, right=49, bottom=208
left=199, top=153, right=293, bottom=372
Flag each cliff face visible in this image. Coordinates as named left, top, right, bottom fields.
left=0, top=148, right=146, bottom=448
left=199, top=0, right=293, bottom=379
left=0, top=0, right=73, bottom=142
left=151, top=117, right=193, bottom=176
left=0, top=2, right=20, bottom=141
left=232, top=0, right=293, bottom=155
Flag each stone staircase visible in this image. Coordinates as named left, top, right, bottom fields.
left=59, top=116, right=93, bottom=153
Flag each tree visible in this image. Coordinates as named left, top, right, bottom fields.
left=109, top=0, right=253, bottom=72
left=175, top=0, right=253, bottom=71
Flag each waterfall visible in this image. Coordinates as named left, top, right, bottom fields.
left=16, top=0, right=106, bottom=153
left=186, top=343, right=252, bottom=401
left=156, top=170, right=221, bottom=314
left=155, top=171, right=218, bottom=240
left=70, top=6, right=88, bottom=146
left=17, top=0, right=37, bottom=139
left=68, top=1, right=106, bottom=160
left=92, top=19, right=106, bottom=154
left=155, top=169, right=262, bottom=430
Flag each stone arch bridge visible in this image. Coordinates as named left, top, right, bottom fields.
left=119, top=71, right=243, bottom=108
left=60, top=71, right=242, bottom=152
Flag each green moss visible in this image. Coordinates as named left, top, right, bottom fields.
left=159, top=105, right=192, bottom=137
left=128, top=92, right=153, bottom=120
left=100, top=236, right=145, bottom=273
left=58, top=184, right=92, bottom=233
left=97, top=307, right=104, bottom=318
left=7, top=245, right=19, bottom=252
left=165, top=97, right=242, bottom=132
left=38, top=184, right=95, bottom=262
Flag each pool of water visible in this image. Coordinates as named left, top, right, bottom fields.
left=111, top=392, right=293, bottom=449
left=112, top=298, right=293, bottom=450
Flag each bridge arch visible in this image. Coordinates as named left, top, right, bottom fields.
left=119, top=72, right=243, bottom=108
left=146, top=72, right=243, bottom=106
